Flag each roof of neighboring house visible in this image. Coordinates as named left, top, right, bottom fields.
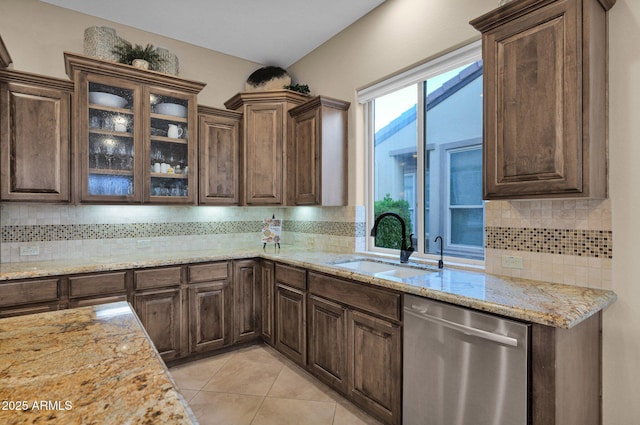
left=374, top=61, right=483, bottom=146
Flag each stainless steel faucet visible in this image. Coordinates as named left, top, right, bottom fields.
left=370, top=212, right=414, bottom=263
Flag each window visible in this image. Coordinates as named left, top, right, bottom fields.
left=361, top=41, right=484, bottom=261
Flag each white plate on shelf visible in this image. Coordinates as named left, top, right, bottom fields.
left=155, top=103, right=187, bottom=117
left=89, top=92, right=127, bottom=108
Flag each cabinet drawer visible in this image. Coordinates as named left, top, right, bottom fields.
left=69, top=294, right=127, bottom=308
left=0, top=278, right=60, bottom=307
left=188, top=262, right=229, bottom=283
left=134, top=267, right=182, bottom=290
left=68, top=272, right=127, bottom=298
left=275, top=264, right=306, bottom=290
left=308, top=272, right=400, bottom=321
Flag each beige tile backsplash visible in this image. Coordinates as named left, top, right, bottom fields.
left=0, top=200, right=611, bottom=290
left=484, top=199, right=612, bottom=290
left=0, top=204, right=365, bottom=263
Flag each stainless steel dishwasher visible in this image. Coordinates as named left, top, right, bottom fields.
left=403, top=294, right=530, bottom=425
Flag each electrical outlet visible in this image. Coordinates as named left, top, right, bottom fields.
left=20, top=245, right=40, bottom=256
left=502, top=255, right=523, bottom=269
left=137, top=240, right=151, bottom=249
left=306, top=235, right=315, bottom=248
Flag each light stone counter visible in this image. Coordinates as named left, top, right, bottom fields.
left=0, top=302, right=197, bottom=425
left=0, top=245, right=617, bottom=329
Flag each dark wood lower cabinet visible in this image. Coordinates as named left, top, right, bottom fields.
left=307, top=271, right=402, bottom=425
left=260, top=261, right=275, bottom=345
left=188, top=281, right=232, bottom=353
left=275, top=283, right=306, bottom=364
left=0, top=278, right=61, bottom=317
left=233, top=259, right=261, bottom=344
left=0, top=260, right=606, bottom=425
left=348, top=310, right=401, bottom=425
left=308, top=295, right=347, bottom=392
left=531, top=313, right=602, bottom=425
left=134, top=288, right=182, bottom=361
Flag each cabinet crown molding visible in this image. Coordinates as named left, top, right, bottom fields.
left=198, top=104, right=242, bottom=118
left=224, top=89, right=310, bottom=110
left=470, top=0, right=616, bottom=32
left=64, top=52, right=206, bottom=94
left=289, top=95, right=351, bottom=117
left=0, top=69, right=74, bottom=92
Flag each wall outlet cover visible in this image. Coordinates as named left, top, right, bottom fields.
left=502, top=255, right=523, bottom=269
left=20, top=245, right=40, bottom=256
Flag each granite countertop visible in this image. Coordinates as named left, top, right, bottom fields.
left=0, top=302, right=197, bottom=425
left=0, top=245, right=617, bottom=329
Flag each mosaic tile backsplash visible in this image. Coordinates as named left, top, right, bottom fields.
left=485, top=227, right=612, bottom=259
left=1, top=220, right=366, bottom=243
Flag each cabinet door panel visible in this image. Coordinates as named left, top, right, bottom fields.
left=189, top=281, right=232, bottom=353
left=261, top=261, right=275, bottom=344
left=198, top=108, right=241, bottom=205
left=1, top=81, right=70, bottom=201
left=245, top=103, right=283, bottom=204
left=135, top=288, right=182, bottom=361
left=308, top=295, right=347, bottom=392
left=275, top=283, right=306, bottom=365
left=348, top=310, right=401, bottom=425
left=233, top=260, right=260, bottom=343
left=291, top=108, right=319, bottom=205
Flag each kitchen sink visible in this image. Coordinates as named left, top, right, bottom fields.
left=334, top=260, right=434, bottom=279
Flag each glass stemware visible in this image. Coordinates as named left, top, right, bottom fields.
left=103, top=139, right=116, bottom=169
left=116, top=144, right=128, bottom=170
left=91, top=144, right=102, bottom=169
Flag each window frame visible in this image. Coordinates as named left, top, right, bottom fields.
left=361, top=40, right=484, bottom=265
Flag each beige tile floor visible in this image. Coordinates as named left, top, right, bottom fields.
left=169, top=344, right=383, bottom=425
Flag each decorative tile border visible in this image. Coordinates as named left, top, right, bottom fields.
left=284, top=220, right=366, bottom=237
left=1, top=222, right=262, bottom=243
left=485, top=226, right=612, bottom=259
left=0, top=220, right=364, bottom=243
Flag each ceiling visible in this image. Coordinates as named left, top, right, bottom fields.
left=41, top=0, right=386, bottom=67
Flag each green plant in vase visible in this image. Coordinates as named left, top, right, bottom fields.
left=111, top=41, right=164, bottom=70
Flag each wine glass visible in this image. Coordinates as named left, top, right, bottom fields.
left=152, top=148, right=164, bottom=164
left=116, top=144, right=128, bottom=170
left=91, top=144, right=102, bottom=169
left=103, top=139, right=116, bottom=169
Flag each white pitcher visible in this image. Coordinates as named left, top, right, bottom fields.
left=167, top=124, right=183, bottom=139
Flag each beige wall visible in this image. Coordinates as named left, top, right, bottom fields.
left=0, top=0, right=260, bottom=107
left=290, top=0, right=640, bottom=422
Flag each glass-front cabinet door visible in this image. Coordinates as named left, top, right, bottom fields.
left=82, top=78, right=141, bottom=202
left=146, top=87, right=195, bottom=203
left=66, top=52, right=204, bottom=205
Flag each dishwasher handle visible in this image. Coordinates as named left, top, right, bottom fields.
left=404, top=307, right=519, bottom=347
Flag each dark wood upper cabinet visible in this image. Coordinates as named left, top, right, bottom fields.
left=471, top=0, right=614, bottom=199
left=225, top=90, right=309, bottom=205
left=64, top=52, right=205, bottom=204
left=0, top=70, right=72, bottom=202
left=288, top=96, right=350, bottom=206
left=197, top=105, right=242, bottom=205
